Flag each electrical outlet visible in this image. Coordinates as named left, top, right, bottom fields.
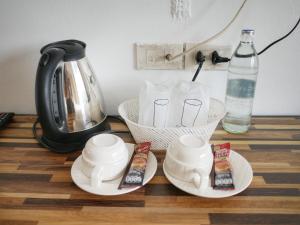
left=184, top=44, right=232, bottom=70
left=136, top=44, right=184, bottom=70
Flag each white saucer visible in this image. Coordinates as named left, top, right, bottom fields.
left=163, top=150, right=253, bottom=198
left=71, top=143, right=157, bottom=195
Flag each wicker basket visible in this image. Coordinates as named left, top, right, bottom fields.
left=118, top=98, right=225, bottom=150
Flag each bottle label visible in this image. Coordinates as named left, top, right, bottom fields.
left=226, top=79, right=256, bottom=98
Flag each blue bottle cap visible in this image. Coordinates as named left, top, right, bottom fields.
left=242, top=29, right=255, bottom=35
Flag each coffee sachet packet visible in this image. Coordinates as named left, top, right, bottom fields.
left=211, top=143, right=235, bottom=190
left=118, top=142, right=151, bottom=189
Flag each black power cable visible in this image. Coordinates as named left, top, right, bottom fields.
left=212, top=16, right=300, bottom=64
left=191, top=51, right=205, bottom=82
left=106, top=115, right=130, bottom=134
left=257, top=16, right=300, bottom=55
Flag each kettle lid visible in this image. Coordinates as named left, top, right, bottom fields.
left=40, top=39, right=86, bottom=61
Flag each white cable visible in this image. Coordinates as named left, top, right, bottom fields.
left=166, top=0, right=248, bottom=61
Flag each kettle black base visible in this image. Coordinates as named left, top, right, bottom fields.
left=33, top=119, right=110, bottom=153
left=41, top=136, right=84, bottom=153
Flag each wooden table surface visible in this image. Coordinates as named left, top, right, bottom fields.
left=0, top=115, right=299, bottom=225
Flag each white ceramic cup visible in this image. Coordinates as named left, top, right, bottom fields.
left=80, top=134, right=129, bottom=187
left=165, top=134, right=213, bottom=191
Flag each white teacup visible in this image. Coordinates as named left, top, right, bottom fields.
left=81, top=134, right=129, bottom=187
left=165, top=135, right=213, bottom=191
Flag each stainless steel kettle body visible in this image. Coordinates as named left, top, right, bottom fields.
left=59, top=57, right=106, bottom=132
left=35, top=40, right=109, bottom=152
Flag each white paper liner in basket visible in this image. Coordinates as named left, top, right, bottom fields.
left=118, top=98, right=225, bottom=150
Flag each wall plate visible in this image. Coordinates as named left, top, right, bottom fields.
left=136, top=43, right=184, bottom=70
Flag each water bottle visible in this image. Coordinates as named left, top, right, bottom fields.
left=222, top=29, right=259, bottom=133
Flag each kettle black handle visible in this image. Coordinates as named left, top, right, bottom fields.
left=35, top=48, right=65, bottom=139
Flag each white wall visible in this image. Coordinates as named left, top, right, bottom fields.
left=0, top=0, right=299, bottom=115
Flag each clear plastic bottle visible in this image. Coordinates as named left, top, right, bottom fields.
left=222, top=29, right=259, bottom=133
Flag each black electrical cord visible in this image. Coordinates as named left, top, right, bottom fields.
left=106, top=115, right=126, bottom=125
left=257, top=16, right=300, bottom=55
left=212, top=16, right=300, bottom=63
left=192, top=51, right=205, bottom=82
left=192, top=62, right=204, bottom=82
left=106, top=115, right=130, bottom=134
left=32, top=118, right=54, bottom=150
left=32, top=118, right=41, bottom=142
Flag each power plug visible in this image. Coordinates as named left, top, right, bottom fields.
left=211, top=51, right=231, bottom=64
left=184, top=44, right=232, bottom=70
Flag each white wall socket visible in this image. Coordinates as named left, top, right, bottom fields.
left=136, top=43, right=184, bottom=70
left=136, top=43, right=232, bottom=71
left=184, top=44, right=232, bottom=70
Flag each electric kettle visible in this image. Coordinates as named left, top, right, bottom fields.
left=34, top=40, right=109, bottom=153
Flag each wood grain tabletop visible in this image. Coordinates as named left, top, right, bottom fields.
left=0, top=115, right=299, bottom=225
